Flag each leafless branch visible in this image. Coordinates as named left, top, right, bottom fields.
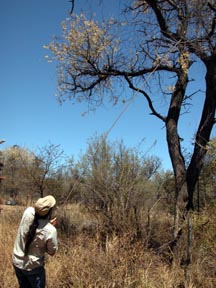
left=69, top=0, right=75, bottom=15
left=124, top=75, right=166, bottom=122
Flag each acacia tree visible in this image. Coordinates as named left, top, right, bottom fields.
left=45, top=0, right=216, bottom=233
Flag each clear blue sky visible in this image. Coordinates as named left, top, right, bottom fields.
left=0, top=0, right=213, bottom=170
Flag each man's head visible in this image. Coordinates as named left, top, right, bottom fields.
left=34, top=195, right=56, bottom=216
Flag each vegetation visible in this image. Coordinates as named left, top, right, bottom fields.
left=1, top=201, right=216, bottom=287
left=1, top=144, right=66, bottom=201
left=1, top=137, right=216, bottom=286
left=1, top=1, right=215, bottom=286
left=45, top=0, right=216, bottom=237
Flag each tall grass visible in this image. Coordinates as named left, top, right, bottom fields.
left=1, top=204, right=216, bottom=287
left=0, top=206, right=23, bottom=288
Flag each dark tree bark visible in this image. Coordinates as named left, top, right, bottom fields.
left=186, top=55, right=216, bottom=210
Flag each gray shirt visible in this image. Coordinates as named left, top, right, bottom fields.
left=12, top=206, right=58, bottom=271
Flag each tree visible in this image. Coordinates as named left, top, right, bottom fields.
left=2, top=144, right=66, bottom=200
left=2, top=145, right=34, bottom=200
left=77, top=136, right=162, bottom=238
left=26, top=144, right=65, bottom=198
left=45, top=0, right=216, bottom=233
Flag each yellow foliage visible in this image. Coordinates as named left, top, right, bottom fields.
left=47, top=14, right=117, bottom=67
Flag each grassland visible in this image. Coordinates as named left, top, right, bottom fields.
left=1, top=203, right=216, bottom=288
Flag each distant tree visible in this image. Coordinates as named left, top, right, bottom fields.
left=3, top=144, right=66, bottom=200
left=60, top=156, right=84, bottom=204
left=26, top=144, right=65, bottom=198
left=2, top=146, right=34, bottom=200
left=76, top=136, right=161, bottom=238
left=153, top=170, right=176, bottom=212
left=45, top=0, right=216, bottom=235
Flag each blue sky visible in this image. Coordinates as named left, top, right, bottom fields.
left=0, top=0, right=212, bottom=170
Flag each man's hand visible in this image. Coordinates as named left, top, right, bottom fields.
left=50, top=217, right=57, bottom=226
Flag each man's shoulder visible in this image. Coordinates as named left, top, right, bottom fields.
left=22, top=206, right=35, bottom=221
left=43, top=222, right=57, bottom=234
left=24, top=206, right=35, bottom=214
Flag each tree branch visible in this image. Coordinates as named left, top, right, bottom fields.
left=69, top=0, right=75, bottom=15
left=146, top=0, right=178, bottom=40
left=124, top=75, right=166, bottom=122
left=208, top=2, right=216, bottom=12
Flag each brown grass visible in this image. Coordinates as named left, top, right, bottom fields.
left=1, top=204, right=216, bottom=287
left=0, top=205, right=23, bottom=288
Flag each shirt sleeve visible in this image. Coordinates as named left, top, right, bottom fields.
left=13, top=207, right=35, bottom=256
left=46, top=227, right=58, bottom=256
left=20, top=207, right=35, bottom=236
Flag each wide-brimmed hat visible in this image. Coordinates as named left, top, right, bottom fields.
left=34, top=195, right=56, bottom=216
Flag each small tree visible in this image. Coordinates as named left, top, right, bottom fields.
left=3, top=144, right=66, bottom=200
left=2, top=146, right=34, bottom=200
left=26, top=144, right=65, bottom=198
left=77, top=136, right=162, bottom=239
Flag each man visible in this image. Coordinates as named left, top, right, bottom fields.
left=12, top=195, right=58, bottom=288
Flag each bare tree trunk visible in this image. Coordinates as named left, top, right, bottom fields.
left=165, top=56, right=216, bottom=282
left=166, top=66, right=188, bottom=237
left=185, top=211, right=192, bottom=285
left=186, top=55, right=216, bottom=210
left=167, top=54, right=216, bottom=238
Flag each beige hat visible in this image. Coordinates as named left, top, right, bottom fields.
left=34, top=195, right=56, bottom=216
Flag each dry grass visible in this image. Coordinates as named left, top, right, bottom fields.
left=0, top=205, right=23, bottom=288
left=1, top=203, right=216, bottom=287
left=45, top=236, right=186, bottom=288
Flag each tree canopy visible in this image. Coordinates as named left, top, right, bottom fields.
left=45, top=0, right=216, bottom=233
